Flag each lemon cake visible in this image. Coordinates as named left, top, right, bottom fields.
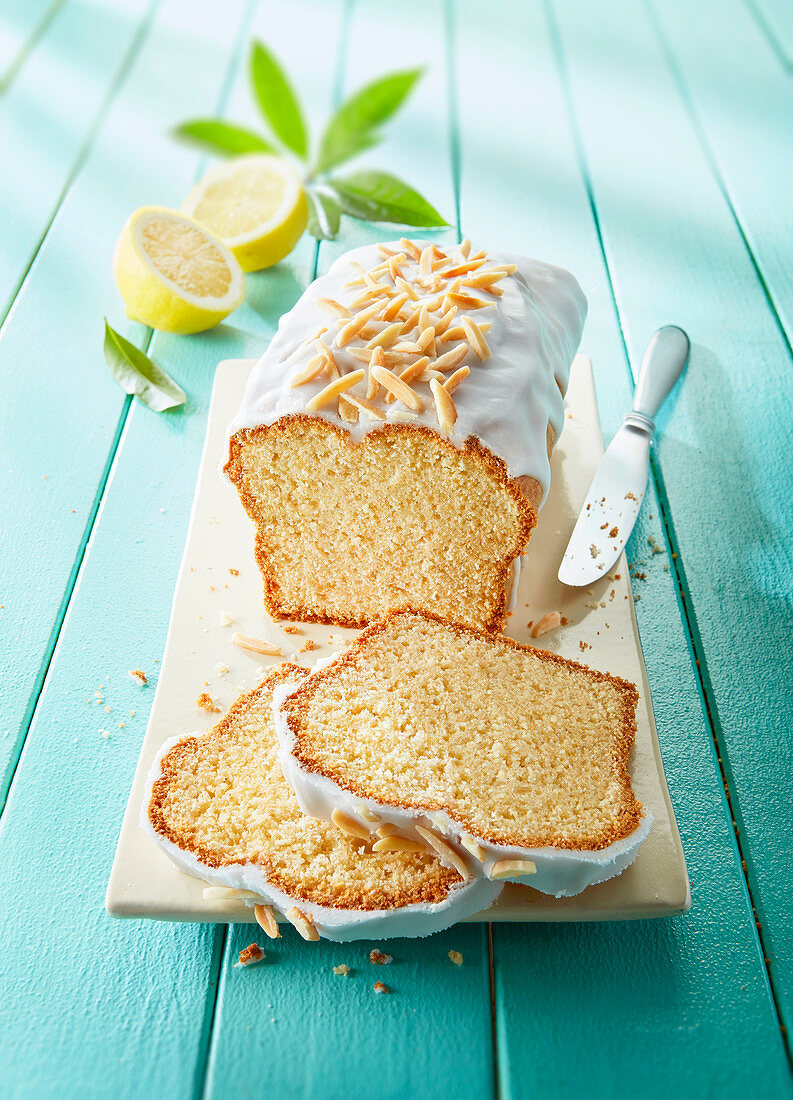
left=274, top=611, right=651, bottom=897
left=225, top=238, right=586, bottom=631
left=143, top=664, right=500, bottom=940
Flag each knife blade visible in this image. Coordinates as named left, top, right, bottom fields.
left=558, top=325, right=689, bottom=587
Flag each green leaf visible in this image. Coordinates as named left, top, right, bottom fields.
left=306, top=188, right=341, bottom=240
left=315, top=68, right=423, bottom=173
left=249, top=40, right=308, bottom=158
left=329, top=171, right=449, bottom=227
left=173, top=119, right=277, bottom=156
left=103, top=321, right=186, bottom=413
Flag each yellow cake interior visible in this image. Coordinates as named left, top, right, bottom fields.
left=148, top=664, right=461, bottom=910
left=226, top=418, right=533, bottom=631
left=285, top=612, right=643, bottom=850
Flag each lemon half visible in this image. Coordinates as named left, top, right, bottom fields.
left=181, top=154, right=308, bottom=272
left=113, top=207, right=245, bottom=334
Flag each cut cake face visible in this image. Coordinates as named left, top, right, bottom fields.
left=274, top=612, right=652, bottom=898
left=143, top=664, right=500, bottom=940
left=225, top=239, right=586, bottom=631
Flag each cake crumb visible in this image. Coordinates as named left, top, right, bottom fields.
left=369, top=949, right=393, bottom=965
left=235, top=943, right=265, bottom=968
left=300, top=639, right=318, bottom=653
left=648, top=535, right=663, bottom=555
left=220, top=611, right=234, bottom=627
left=129, top=669, right=147, bottom=686
left=579, top=641, right=591, bottom=652
left=448, top=950, right=463, bottom=966
left=196, top=692, right=220, bottom=712
left=589, top=544, right=600, bottom=558
left=333, top=964, right=350, bottom=976
left=229, top=568, right=239, bottom=576
left=373, top=981, right=390, bottom=994
left=608, top=526, right=619, bottom=538
left=215, top=663, right=230, bottom=676
left=282, top=625, right=303, bottom=636
left=531, top=610, right=561, bottom=638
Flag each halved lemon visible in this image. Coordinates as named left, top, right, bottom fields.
left=181, top=154, right=308, bottom=272
left=113, top=207, right=245, bottom=334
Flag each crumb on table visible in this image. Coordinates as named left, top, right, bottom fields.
left=129, top=669, right=147, bottom=686
left=369, top=948, right=393, bottom=965
left=333, top=964, right=350, bottom=976
left=196, top=692, right=220, bottom=712
left=373, top=981, right=390, bottom=994
left=235, top=943, right=265, bottom=968
left=448, top=950, right=463, bottom=966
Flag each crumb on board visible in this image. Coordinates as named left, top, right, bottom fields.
left=215, top=663, right=230, bottom=676
left=235, top=943, right=265, bottom=968
left=648, top=535, right=663, bottom=555
left=333, top=964, right=350, bottom=976
left=448, top=950, right=463, bottom=966
left=282, top=625, right=303, bottom=636
left=609, top=526, right=619, bottom=538
left=229, top=568, right=239, bottom=576
left=129, top=669, right=147, bottom=686
left=579, top=641, right=591, bottom=652
left=531, top=610, right=561, bottom=638
left=373, top=981, right=390, bottom=994
left=220, top=610, right=234, bottom=627
left=196, top=692, right=220, bottom=712
left=369, top=949, right=393, bottom=966
left=300, top=639, right=318, bottom=653
left=589, top=544, right=600, bottom=558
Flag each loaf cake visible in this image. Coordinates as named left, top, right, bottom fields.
left=225, top=238, right=586, bottom=631
left=143, top=664, right=500, bottom=940
left=274, top=611, right=651, bottom=897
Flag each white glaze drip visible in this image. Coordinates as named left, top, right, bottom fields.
left=227, top=241, right=586, bottom=504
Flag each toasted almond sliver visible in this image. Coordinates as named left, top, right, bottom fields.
left=418, top=305, right=432, bottom=332
left=338, top=395, right=359, bottom=423
left=439, top=325, right=466, bottom=344
left=422, top=293, right=446, bottom=312
left=460, top=834, right=486, bottom=862
left=347, top=347, right=373, bottom=364
left=430, top=378, right=457, bottom=435
left=254, top=904, right=281, bottom=939
left=202, top=887, right=261, bottom=900
left=368, top=346, right=384, bottom=399
left=305, top=370, right=365, bottom=413
left=232, top=632, right=282, bottom=656
left=286, top=907, right=320, bottom=941
left=290, top=353, right=328, bottom=387
left=395, top=275, right=419, bottom=301
left=336, top=302, right=383, bottom=346
left=376, top=823, right=401, bottom=839
left=530, top=610, right=562, bottom=638
left=419, top=245, right=434, bottom=274
left=415, top=826, right=470, bottom=882
left=357, top=805, right=380, bottom=823
left=444, top=365, right=470, bottom=395
left=350, top=287, right=386, bottom=309
left=399, top=305, right=422, bottom=334
left=378, top=243, right=398, bottom=257
left=372, top=837, right=426, bottom=854
left=388, top=252, right=406, bottom=279
left=488, top=263, right=518, bottom=275
left=448, top=292, right=491, bottom=310
left=318, top=339, right=340, bottom=379
left=332, top=807, right=372, bottom=841
left=367, top=321, right=403, bottom=350
left=381, top=291, right=410, bottom=321
left=490, top=858, right=537, bottom=880
left=418, top=369, right=445, bottom=384
left=461, top=316, right=492, bottom=361
left=384, top=356, right=431, bottom=403
left=417, top=326, right=435, bottom=354
left=371, top=364, right=423, bottom=413
left=433, top=306, right=457, bottom=336
left=463, top=269, right=509, bottom=290
left=459, top=238, right=472, bottom=258
left=433, top=343, right=469, bottom=372
left=392, top=341, right=423, bottom=355
left=439, top=257, right=488, bottom=278
left=316, top=297, right=351, bottom=318
left=344, top=393, right=386, bottom=421
left=400, top=238, right=422, bottom=261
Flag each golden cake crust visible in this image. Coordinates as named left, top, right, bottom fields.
left=282, top=610, right=643, bottom=852
left=148, top=664, right=461, bottom=911
left=225, top=415, right=543, bottom=632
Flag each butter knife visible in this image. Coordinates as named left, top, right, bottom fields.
left=558, top=325, right=689, bottom=586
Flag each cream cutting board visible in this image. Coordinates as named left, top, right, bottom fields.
left=107, top=354, right=689, bottom=924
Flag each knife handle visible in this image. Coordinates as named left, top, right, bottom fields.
left=630, top=325, right=690, bottom=430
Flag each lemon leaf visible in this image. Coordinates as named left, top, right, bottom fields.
left=173, top=119, right=277, bottom=156
left=249, top=40, right=307, bottom=158
left=315, top=68, right=423, bottom=174
left=306, top=188, right=341, bottom=240
left=103, top=321, right=186, bottom=412
left=330, top=171, right=449, bottom=227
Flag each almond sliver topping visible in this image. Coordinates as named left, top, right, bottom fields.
left=344, top=393, right=386, bottom=421
left=371, top=363, right=423, bottom=413
left=381, top=291, right=410, bottom=321
left=433, top=344, right=469, bottom=372
left=400, top=238, right=422, bottom=261
left=336, top=302, right=382, bottom=346
left=286, top=907, right=320, bottom=941
left=372, top=836, right=425, bottom=854
left=430, top=378, right=457, bottom=435
left=331, top=807, right=372, bottom=841
left=316, top=297, right=351, bottom=318
left=461, top=316, right=492, bottom=361
left=415, top=826, right=470, bottom=881
left=490, top=859, right=537, bottom=879
left=305, top=369, right=365, bottom=412
left=254, top=904, right=281, bottom=939
left=366, top=321, right=403, bottom=350
left=290, top=353, right=327, bottom=387
left=444, top=365, right=470, bottom=395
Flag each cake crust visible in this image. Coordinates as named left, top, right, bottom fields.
left=281, top=610, right=644, bottom=852
left=225, top=416, right=539, bottom=632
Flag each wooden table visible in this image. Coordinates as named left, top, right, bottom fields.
left=1, top=1, right=792, bottom=1095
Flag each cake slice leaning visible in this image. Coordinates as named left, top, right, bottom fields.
left=143, top=664, right=500, bottom=941
left=274, top=612, right=652, bottom=898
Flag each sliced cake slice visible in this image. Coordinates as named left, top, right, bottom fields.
left=143, top=664, right=500, bottom=941
left=274, top=612, right=652, bottom=897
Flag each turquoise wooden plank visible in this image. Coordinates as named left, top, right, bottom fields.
left=549, top=0, right=793, bottom=1050
left=0, top=0, right=157, bottom=319
left=744, top=0, right=793, bottom=68
left=0, top=0, right=251, bottom=809
left=648, top=0, right=793, bottom=355
left=0, top=0, right=62, bottom=87
left=453, top=0, right=792, bottom=1091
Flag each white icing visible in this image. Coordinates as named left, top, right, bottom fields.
left=273, top=679, right=652, bottom=899
left=141, top=733, right=501, bottom=941
left=227, top=240, right=587, bottom=505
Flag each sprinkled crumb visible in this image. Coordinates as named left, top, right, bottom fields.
left=99, top=728, right=110, bottom=739
left=373, top=981, right=390, bottom=994
left=220, top=611, right=234, bottom=627
left=229, top=568, right=239, bottom=576
left=448, top=950, right=463, bottom=966
left=589, top=544, right=600, bottom=559
left=300, top=639, right=318, bottom=653
left=235, top=943, right=265, bottom=968
left=215, top=663, right=230, bottom=676
left=333, top=964, right=350, bottom=976
left=129, top=669, right=147, bottom=686
left=369, top=949, right=392, bottom=965
left=608, top=526, right=619, bottom=538
left=648, top=535, right=663, bottom=555
left=196, top=692, right=220, bottom=712
left=282, top=625, right=302, bottom=636
left=579, top=640, right=591, bottom=651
